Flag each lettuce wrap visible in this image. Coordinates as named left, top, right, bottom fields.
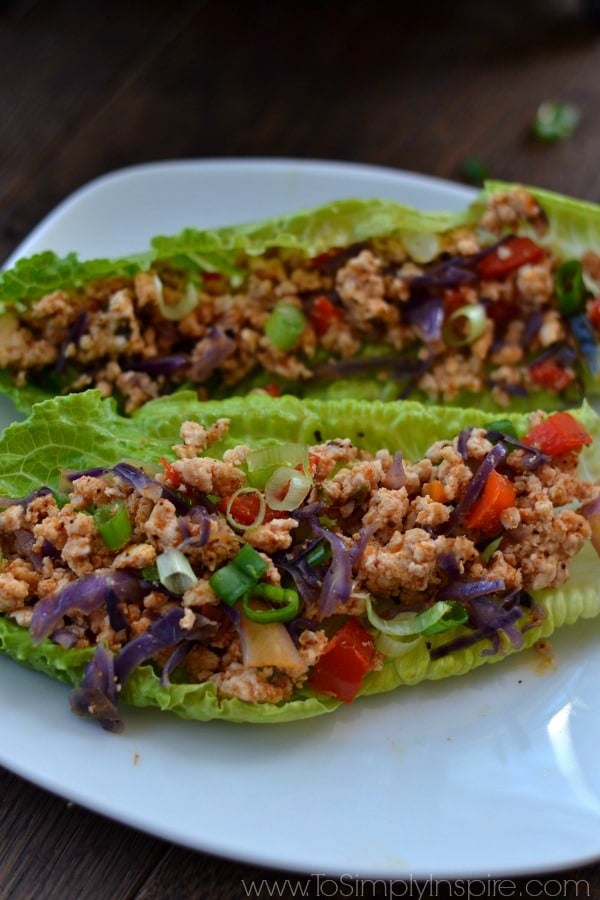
left=0, top=389, right=598, bottom=729
left=0, top=182, right=598, bottom=415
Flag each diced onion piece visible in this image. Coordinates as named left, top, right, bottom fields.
left=156, top=276, right=199, bottom=321
left=156, top=547, right=198, bottom=594
left=238, top=609, right=307, bottom=673
left=225, top=487, right=266, bottom=531
left=400, top=229, right=440, bottom=264
left=265, top=466, right=312, bottom=511
left=443, top=303, right=487, bottom=346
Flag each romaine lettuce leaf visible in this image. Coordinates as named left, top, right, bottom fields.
left=481, top=180, right=600, bottom=263
left=0, top=389, right=599, bottom=725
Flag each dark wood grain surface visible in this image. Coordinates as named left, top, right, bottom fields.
left=0, top=1, right=599, bottom=897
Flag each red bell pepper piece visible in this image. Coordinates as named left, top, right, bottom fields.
left=309, top=295, right=344, bottom=338
left=529, top=360, right=575, bottom=393
left=523, top=411, right=592, bottom=457
left=465, top=469, right=516, bottom=535
left=307, top=618, right=376, bottom=702
left=477, top=237, right=545, bottom=279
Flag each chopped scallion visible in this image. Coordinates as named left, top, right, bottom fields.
left=532, top=101, right=580, bottom=143
left=442, top=303, right=487, bottom=347
left=93, top=501, right=132, bottom=550
left=209, top=544, right=268, bottom=605
left=242, top=584, right=300, bottom=623
left=264, top=301, right=307, bottom=350
left=156, top=547, right=198, bottom=595
left=556, top=259, right=587, bottom=315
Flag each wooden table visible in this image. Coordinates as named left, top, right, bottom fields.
left=1, top=1, right=599, bottom=897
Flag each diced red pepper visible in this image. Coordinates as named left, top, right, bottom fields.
left=262, top=382, right=281, bottom=397
left=307, top=619, right=376, bottom=703
left=159, top=456, right=183, bottom=489
left=477, top=237, right=545, bottom=279
left=465, top=469, right=516, bottom=535
left=443, top=289, right=469, bottom=317
left=310, top=249, right=341, bottom=269
left=218, top=492, right=268, bottom=526
left=529, top=360, right=575, bottom=392
left=485, top=300, right=521, bottom=325
left=309, top=295, right=344, bottom=337
left=588, top=297, right=600, bottom=333
left=523, top=411, right=592, bottom=457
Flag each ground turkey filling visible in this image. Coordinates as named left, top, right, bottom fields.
left=0, top=413, right=597, bottom=716
left=1, top=188, right=599, bottom=413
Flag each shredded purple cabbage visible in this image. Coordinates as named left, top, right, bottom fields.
left=311, top=523, right=353, bottom=617
left=177, top=505, right=213, bottom=548
left=122, top=353, right=189, bottom=376
left=56, top=312, right=89, bottom=374
left=438, top=577, right=505, bottom=601
left=30, top=569, right=146, bottom=644
left=189, top=326, right=236, bottom=381
left=382, top=450, right=406, bottom=489
left=273, top=541, right=323, bottom=604
left=429, top=593, right=526, bottom=661
left=403, top=297, right=444, bottom=343
left=69, top=645, right=123, bottom=733
left=314, top=355, right=424, bottom=380
left=446, top=443, right=508, bottom=534
left=113, top=607, right=216, bottom=686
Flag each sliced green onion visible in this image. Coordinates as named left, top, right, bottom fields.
left=400, top=229, right=440, bottom=264
left=264, top=301, right=307, bottom=350
left=532, top=101, right=580, bottom=143
left=246, top=442, right=309, bottom=488
left=156, top=547, right=199, bottom=594
left=141, top=563, right=159, bottom=582
left=242, top=583, right=300, bottom=623
left=209, top=544, right=268, bottom=605
left=460, top=156, right=490, bottom=186
left=233, top=544, right=269, bottom=581
left=156, top=276, right=199, bottom=321
left=485, top=419, right=519, bottom=441
left=306, top=539, right=332, bottom=567
left=366, top=597, right=467, bottom=637
left=225, top=487, right=266, bottom=531
left=264, top=466, right=312, bottom=511
left=93, top=501, right=132, bottom=550
left=209, top=564, right=255, bottom=605
left=481, top=535, right=503, bottom=563
left=442, top=303, right=487, bottom=347
left=555, top=259, right=587, bottom=315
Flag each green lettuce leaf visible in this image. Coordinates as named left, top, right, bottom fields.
left=1, top=184, right=599, bottom=417
left=481, top=180, right=600, bottom=262
left=0, top=389, right=599, bottom=724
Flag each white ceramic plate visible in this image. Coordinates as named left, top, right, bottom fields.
left=2, top=159, right=600, bottom=880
